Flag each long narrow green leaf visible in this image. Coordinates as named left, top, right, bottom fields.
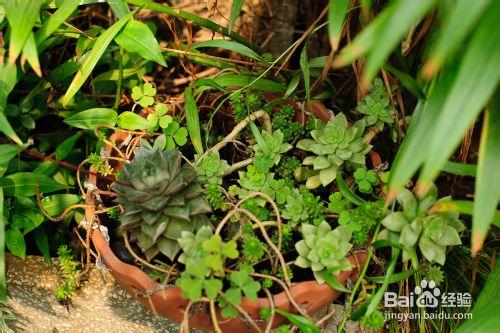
left=63, top=108, right=118, bottom=129
left=22, top=32, right=41, bottom=77
left=228, top=0, right=244, bottom=34
left=184, top=87, right=203, bottom=155
left=107, top=0, right=130, bottom=18
left=443, top=161, right=476, bottom=177
left=388, top=60, right=459, bottom=194
left=456, top=263, right=500, bottom=333
left=383, top=63, right=425, bottom=99
left=363, top=0, right=437, bottom=83
left=419, top=1, right=500, bottom=184
left=327, top=0, right=349, bottom=51
left=472, top=101, right=500, bottom=254
left=0, top=173, right=67, bottom=197
left=35, top=0, right=80, bottom=45
left=0, top=188, right=5, bottom=300
left=429, top=200, right=500, bottom=227
left=366, top=247, right=400, bottom=316
left=336, top=171, right=365, bottom=206
left=335, top=4, right=395, bottom=66
left=124, top=0, right=261, bottom=54
left=62, top=9, right=138, bottom=107
left=191, top=40, right=263, bottom=62
left=5, top=0, right=43, bottom=64
left=423, top=0, right=491, bottom=77
left=274, top=309, right=321, bottom=333
left=0, top=144, right=21, bottom=165
left=300, top=45, right=310, bottom=104
left=366, top=269, right=414, bottom=283
left=211, top=74, right=286, bottom=93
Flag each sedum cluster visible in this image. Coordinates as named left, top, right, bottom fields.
left=114, top=144, right=211, bottom=261
left=253, top=129, right=292, bottom=173
left=196, top=151, right=229, bottom=185
left=295, top=221, right=353, bottom=284
left=296, top=113, right=372, bottom=189
left=356, top=77, right=395, bottom=128
left=377, top=185, right=465, bottom=265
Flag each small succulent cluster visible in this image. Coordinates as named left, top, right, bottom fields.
left=356, top=77, right=394, bottom=128
left=338, top=200, right=385, bottom=246
left=295, top=221, right=353, bottom=284
left=114, top=142, right=212, bottom=260
left=55, top=245, right=80, bottom=301
left=205, top=183, right=227, bottom=211
left=378, top=185, right=465, bottom=265
left=230, top=91, right=264, bottom=122
left=272, top=104, right=302, bottom=141
left=242, top=236, right=265, bottom=263
left=360, top=310, right=385, bottom=331
left=282, top=187, right=324, bottom=226
left=276, top=156, right=301, bottom=186
left=296, top=113, right=372, bottom=189
left=196, top=151, right=229, bottom=185
left=88, top=152, right=113, bottom=176
left=253, top=129, right=292, bottom=173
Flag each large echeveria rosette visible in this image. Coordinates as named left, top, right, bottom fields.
left=114, top=147, right=211, bottom=261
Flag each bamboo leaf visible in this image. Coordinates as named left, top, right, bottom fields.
left=115, top=19, right=167, bottom=66
left=55, top=132, right=83, bottom=160
left=107, top=0, right=130, bottom=18
left=5, top=0, right=43, bottom=64
left=274, top=309, right=321, bottom=333
left=64, top=108, right=118, bottom=129
left=367, top=269, right=414, bottom=283
left=423, top=0, right=491, bottom=77
left=383, top=63, right=425, bottom=99
left=327, top=0, right=349, bottom=51
left=443, top=161, right=476, bottom=177
left=41, top=194, right=81, bottom=216
left=191, top=40, right=263, bottom=62
left=456, top=263, right=500, bottom=333
left=124, top=0, right=261, bottom=54
left=211, top=74, right=286, bottom=93
left=0, top=188, right=5, bottom=299
left=0, top=173, right=67, bottom=197
left=419, top=2, right=500, bottom=184
left=62, top=9, right=138, bottom=107
left=472, top=101, right=500, bottom=254
left=388, top=60, right=459, bottom=194
left=35, top=0, right=80, bottom=45
left=300, top=45, right=310, bottom=104
left=184, top=87, right=203, bottom=155
left=362, top=0, right=437, bottom=84
left=22, top=32, right=41, bottom=77
left=228, top=0, right=244, bottom=34
left=0, top=144, right=21, bottom=165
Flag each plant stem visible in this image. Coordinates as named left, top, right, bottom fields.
left=124, top=0, right=262, bottom=53
left=113, top=47, right=124, bottom=110
left=338, top=223, right=381, bottom=332
left=224, top=157, right=253, bottom=175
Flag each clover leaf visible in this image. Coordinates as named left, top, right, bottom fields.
left=354, top=167, right=379, bottom=194
left=163, top=121, right=188, bottom=149
left=131, top=83, right=156, bottom=107
left=328, top=192, right=350, bottom=213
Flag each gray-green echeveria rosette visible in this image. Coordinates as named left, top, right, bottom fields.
left=377, top=184, right=465, bottom=265
left=295, top=221, right=353, bottom=284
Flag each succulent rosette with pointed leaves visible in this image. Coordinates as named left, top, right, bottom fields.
left=377, top=185, right=465, bottom=265
left=114, top=145, right=212, bottom=261
left=294, top=221, right=353, bottom=284
left=296, top=113, right=372, bottom=189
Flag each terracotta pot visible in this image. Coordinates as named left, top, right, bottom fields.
left=87, top=131, right=368, bottom=331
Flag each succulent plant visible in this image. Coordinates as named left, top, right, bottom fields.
left=236, top=165, right=274, bottom=198
left=282, top=188, right=324, bottom=226
left=296, top=113, right=372, bottom=189
left=196, top=151, right=229, bottom=185
left=253, top=129, right=292, bottom=173
left=276, top=156, right=301, bottom=186
left=354, top=167, right=380, bottom=194
left=263, top=178, right=291, bottom=205
left=338, top=201, right=385, bottom=247
left=356, top=77, right=394, bottom=128
left=377, top=185, right=465, bottom=265
left=295, top=221, right=353, bottom=284
left=205, top=183, right=227, bottom=211
left=272, top=104, right=302, bottom=141
left=114, top=144, right=212, bottom=260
